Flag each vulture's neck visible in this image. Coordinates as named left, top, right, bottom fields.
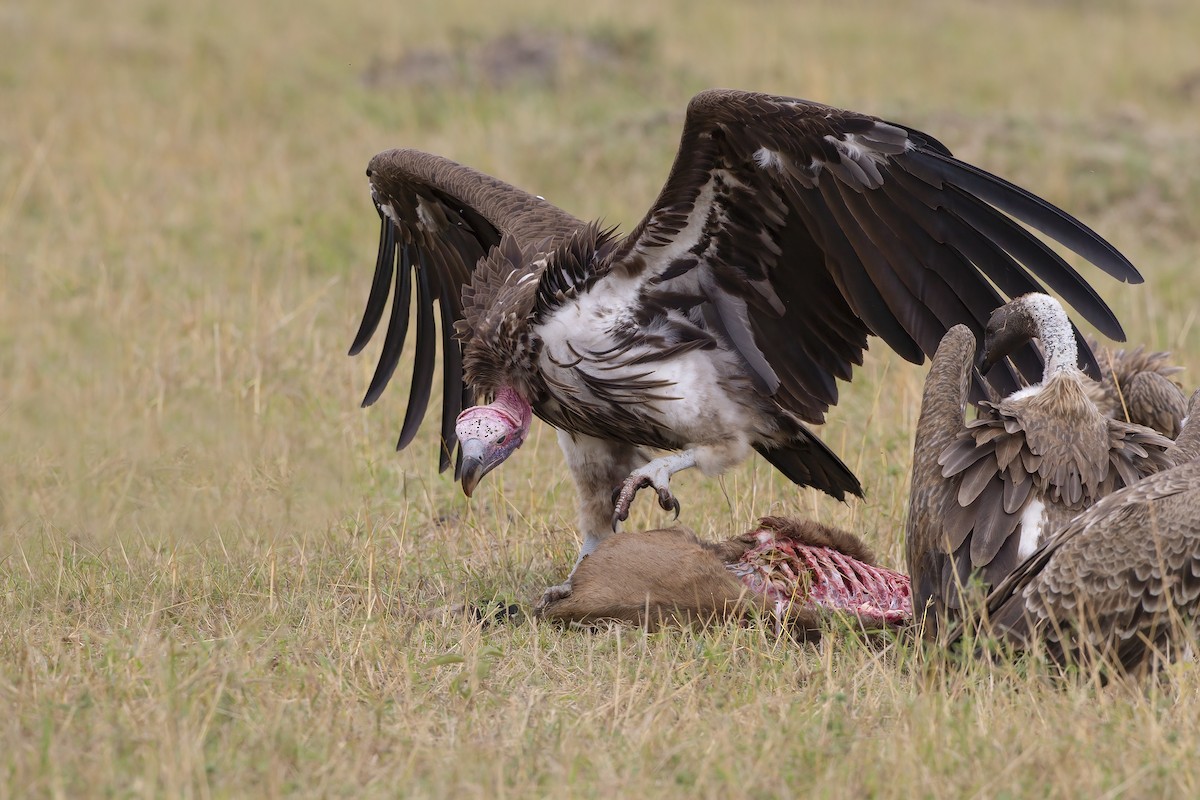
left=1026, top=294, right=1079, bottom=379
left=490, top=384, right=533, bottom=431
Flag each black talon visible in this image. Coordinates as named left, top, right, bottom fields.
left=610, top=485, right=625, bottom=530
left=611, top=474, right=680, bottom=528
left=612, top=476, right=647, bottom=525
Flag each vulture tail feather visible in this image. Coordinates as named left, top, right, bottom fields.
left=753, top=434, right=863, bottom=502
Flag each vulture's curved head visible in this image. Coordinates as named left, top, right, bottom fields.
left=979, top=293, right=1055, bottom=374
left=455, top=404, right=528, bottom=497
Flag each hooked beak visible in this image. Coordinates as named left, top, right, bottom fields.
left=976, top=346, right=994, bottom=373
left=976, top=333, right=1003, bottom=374
left=459, top=438, right=489, bottom=498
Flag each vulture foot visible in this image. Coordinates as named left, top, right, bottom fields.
left=537, top=580, right=574, bottom=609
left=611, top=472, right=682, bottom=530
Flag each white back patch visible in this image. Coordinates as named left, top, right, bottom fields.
left=1017, top=498, right=1047, bottom=560
left=1007, top=384, right=1045, bottom=402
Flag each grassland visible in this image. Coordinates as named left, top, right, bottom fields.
left=3, top=0, right=1200, bottom=796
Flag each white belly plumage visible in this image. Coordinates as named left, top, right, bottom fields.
left=534, top=282, right=764, bottom=446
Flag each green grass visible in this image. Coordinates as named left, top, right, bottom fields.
left=4, top=0, right=1200, bottom=795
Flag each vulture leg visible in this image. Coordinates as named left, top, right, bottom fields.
left=610, top=438, right=754, bottom=526
left=611, top=451, right=697, bottom=528
left=545, top=430, right=651, bottom=602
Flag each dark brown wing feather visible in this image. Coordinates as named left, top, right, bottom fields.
left=610, top=89, right=1140, bottom=423
left=352, top=149, right=582, bottom=471
left=931, top=376, right=1173, bottom=618
left=966, top=459, right=1200, bottom=672
left=905, top=324, right=976, bottom=629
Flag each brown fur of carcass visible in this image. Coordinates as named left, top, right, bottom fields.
left=534, top=517, right=879, bottom=640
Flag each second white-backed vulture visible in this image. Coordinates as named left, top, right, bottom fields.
left=1084, top=336, right=1188, bottom=437
left=950, top=391, right=1200, bottom=673
left=906, top=295, right=1173, bottom=635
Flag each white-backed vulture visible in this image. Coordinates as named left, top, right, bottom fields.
left=1084, top=335, right=1187, bottom=437
left=950, top=391, right=1200, bottom=674
left=906, top=295, right=1172, bottom=635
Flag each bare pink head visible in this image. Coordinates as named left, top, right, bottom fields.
left=455, top=385, right=533, bottom=497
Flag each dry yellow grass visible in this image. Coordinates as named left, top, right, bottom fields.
left=4, top=0, right=1200, bottom=796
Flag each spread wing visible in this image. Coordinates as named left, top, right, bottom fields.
left=351, top=149, right=582, bottom=471
left=608, top=89, right=1141, bottom=423
left=945, top=400, right=1200, bottom=664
